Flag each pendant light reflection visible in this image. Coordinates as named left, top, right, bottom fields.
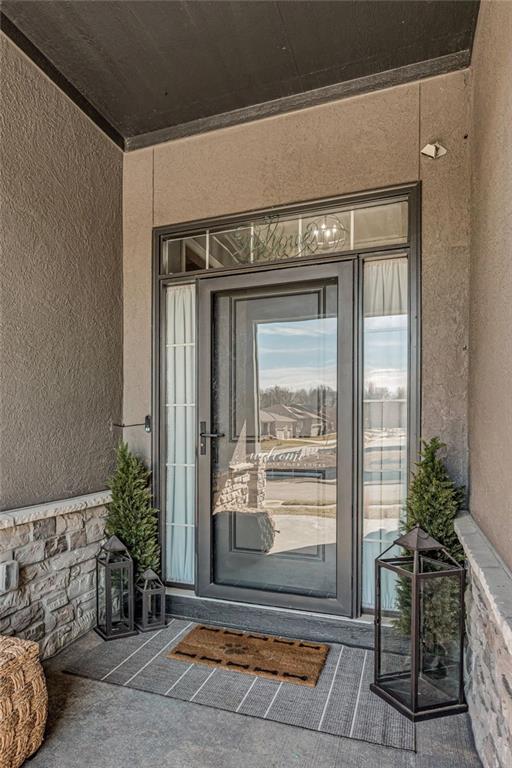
left=312, top=214, right=348, bottom=251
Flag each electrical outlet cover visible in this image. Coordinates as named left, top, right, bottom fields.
left=0, top=560, right=19, bottom=593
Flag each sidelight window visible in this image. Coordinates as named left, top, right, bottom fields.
left=163, top=283, right=196, bottom=584
left=362, top=257, right=408, bottom=609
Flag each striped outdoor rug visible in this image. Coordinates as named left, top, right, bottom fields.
left=65, top=618, right=415, bottom=752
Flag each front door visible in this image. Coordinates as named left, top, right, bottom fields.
left=197, top=261, right=355, bottom=615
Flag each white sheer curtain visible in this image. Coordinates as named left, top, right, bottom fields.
left=363, top=257, right=408, bottom=317
left=165, top=284, right=196, bottom=584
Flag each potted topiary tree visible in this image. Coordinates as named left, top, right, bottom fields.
left=394, top=437, right=465, bottom=677
left=105, top=442, right=160, bottom=576
left=401, top=437, right=464, bottom=560
left=104, top=442, right=164, bottom=631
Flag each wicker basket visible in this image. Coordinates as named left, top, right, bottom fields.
left=0, top=635, right=48, bottom=768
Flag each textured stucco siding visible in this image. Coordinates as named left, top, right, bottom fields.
left=124, top=71, right=471, bottom=484
left=0, top=35, right=123, bottom=510
left=122, top=149, right=153, bottom=461
left=152, top=83, right=420, bottom=226
left=468, top=0, right=512, bottom=569
left=420, top=72, right=471, bottom=486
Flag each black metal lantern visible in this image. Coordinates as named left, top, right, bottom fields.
left=95, top=535, right=137, bottom=640
left=371, top=524, right=467, bottom=721
left=135, top=568, right=166, bottom=632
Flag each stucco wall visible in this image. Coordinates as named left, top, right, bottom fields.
left=124, top=70, right=471, bottom=485
left=0, top=35, right=123, bottom=510
left=468, top=0, right=512, bottom=569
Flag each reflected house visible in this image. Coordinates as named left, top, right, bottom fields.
left=364, top=399, right=407, bottom=431
left=263, top=403, right=332, bottom=437
left=259, top=409, right=297, bottom=439
left=364, top=382, right=407, bottom=432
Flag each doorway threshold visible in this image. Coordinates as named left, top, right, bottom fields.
left=165, top=589, right=374, bottom=647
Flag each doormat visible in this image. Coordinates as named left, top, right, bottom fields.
left=65, top=619, right=416, bottom=752
left=168, top=625, right=329, bottom=687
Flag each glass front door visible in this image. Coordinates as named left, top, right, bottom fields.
left=197, top=262, right=354, bottom=615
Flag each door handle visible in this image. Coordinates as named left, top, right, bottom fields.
left=200, top=422, right=225, bottom=454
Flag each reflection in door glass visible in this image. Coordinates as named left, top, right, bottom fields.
left=212, top=283, right=338, bottom=598
left=362, top=257, right=408, bottom=609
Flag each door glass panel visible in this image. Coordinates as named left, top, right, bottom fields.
left=211, top=280, right=338, bottom=598
left=362, top=257, right=408, bottom=609
left=164, top=283, right=196, bottom=584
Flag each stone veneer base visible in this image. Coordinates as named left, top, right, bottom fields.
left=0, top=492, right=110, bottom=658
left=455, top=512, right=512, bottom=768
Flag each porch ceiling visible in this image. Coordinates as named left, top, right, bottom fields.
left=1, top=1, right=479, bottom=151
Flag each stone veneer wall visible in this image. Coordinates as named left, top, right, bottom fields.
left=0, top=492, right=109, bottom=659
left=455, top=513, right=512, bottom=768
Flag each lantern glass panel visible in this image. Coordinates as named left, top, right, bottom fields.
left=111, top=569, right=121, bottom=624
left=97, top=563, right=107, bottom=632
left=135, top=589, right=143, bottom=621
left=417, top=571, right=462, bottom=709
left=148, top=592, right=163, bottom=625
left=377, top=562, right=413, bottom=707
left=111, top=565, right=131, bottom=630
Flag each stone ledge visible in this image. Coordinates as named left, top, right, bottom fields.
left=0, top=491, right=111, bottom=530
left=455, top=511, right=512, bottom=654
left=0, top=492, right=109, bottom=658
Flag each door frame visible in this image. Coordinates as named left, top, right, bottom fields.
left=196, top=261, right=355, bottom=616
left=152, top=182, right=421, bottom=617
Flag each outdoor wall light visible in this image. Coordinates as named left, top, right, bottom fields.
left=95, top=535, right=137, bottom=640
left=371, top=525, right=467, bottom=721
left=421, top=142, right=447, bottom=159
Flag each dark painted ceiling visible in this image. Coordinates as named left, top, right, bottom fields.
left=1, top=1, right=480, bottom=150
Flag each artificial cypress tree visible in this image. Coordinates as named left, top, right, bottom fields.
left=403, top=436, right=465, bottom=561
left=394, top=437, right=465, bottom=652
left=105, top=442, right=160, bottom=576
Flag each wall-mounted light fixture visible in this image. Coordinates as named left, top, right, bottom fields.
left=421, top=142, right=447, bottom=160
left=111, top=415, right=152, bottom=433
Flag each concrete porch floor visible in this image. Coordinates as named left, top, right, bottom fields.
left=28, top=631, right=482, bottom=768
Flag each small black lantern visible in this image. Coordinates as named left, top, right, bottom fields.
left=135, top=568, right=166, bottom=632
left=95, top=535, right=137, bottom=640
left=371, top=524, right=467, bottom=721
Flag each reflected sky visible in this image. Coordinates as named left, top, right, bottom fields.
left=257, top=318, right=337, bottom=391
left=256, top=314, right=407, bottom=394
left=364, top=315, right=407, bottom=395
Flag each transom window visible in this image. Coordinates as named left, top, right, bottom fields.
left=160, top=200, right=408, bottom=275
